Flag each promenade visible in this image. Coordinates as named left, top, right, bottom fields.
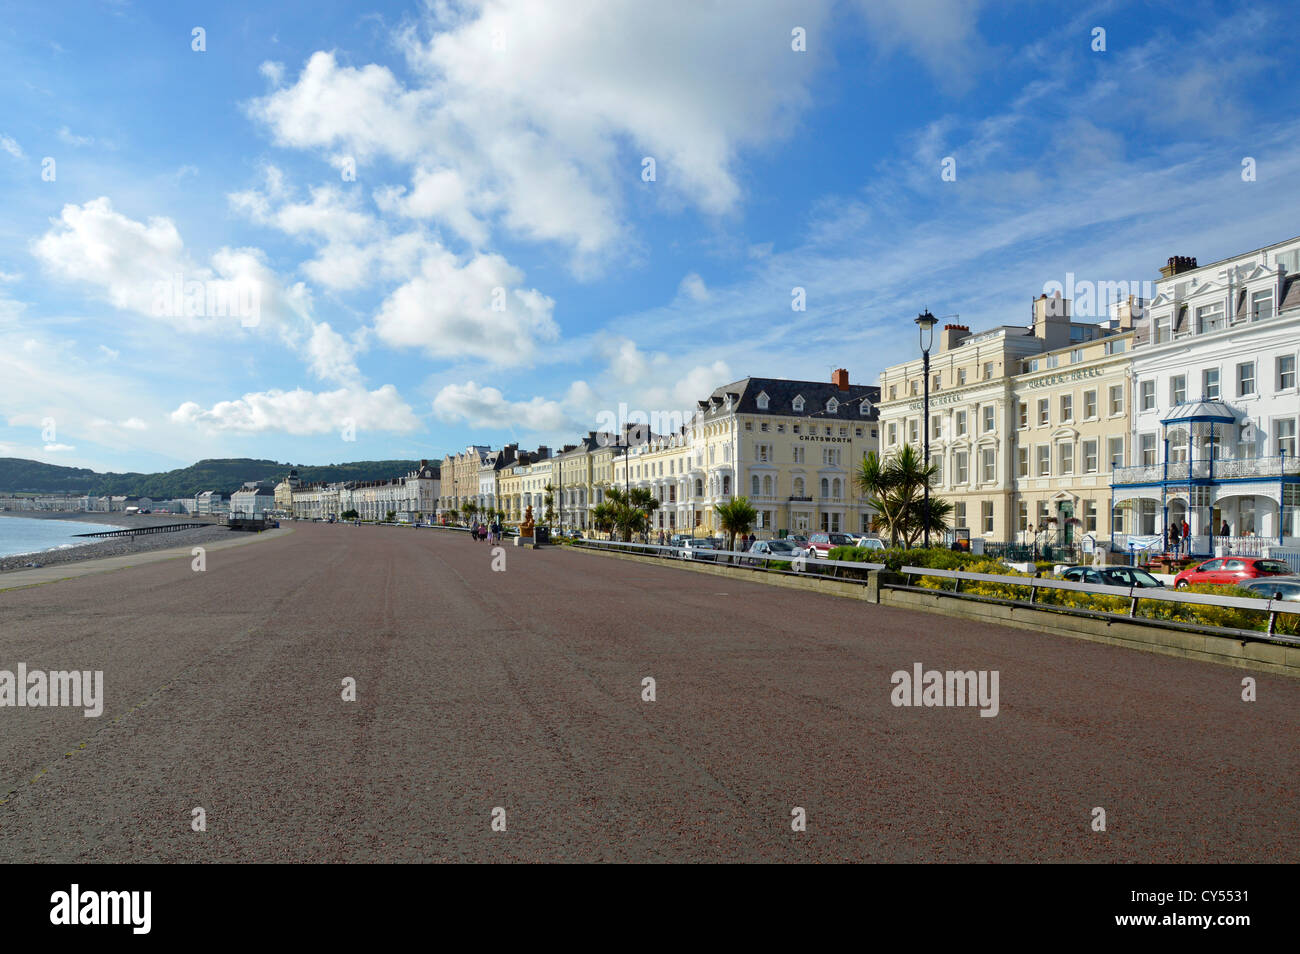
left=1, top=523, right=1296, bottom=862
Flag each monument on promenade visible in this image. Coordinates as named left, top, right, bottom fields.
left=517, top=505, right=535, bottom=547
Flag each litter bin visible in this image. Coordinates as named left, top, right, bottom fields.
left=535, top=527, right=550, bottom=545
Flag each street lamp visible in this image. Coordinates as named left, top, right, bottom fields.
left=915, top=309, right=938, bottom=548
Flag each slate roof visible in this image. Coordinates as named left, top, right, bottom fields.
left=701, top=377, right=880, bottom=421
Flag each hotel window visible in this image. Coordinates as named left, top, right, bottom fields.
left=1106, top=337, right=1127, bottom=355
left=908, top=419, right=918, bottom=443
left=760, top=421, right=769, bottom=432
left=1170, top=374, right=1186, bottom=405
left=1139, top=380, right=1155, bottom=411
left=1278, top=355, right=1296, bottom=391
left=1237, top=422, right=1256, bottom=459
left=931, top=415, right=942, bottom=439
left=984, top=361, right=995, bottom=379
left=1196, top=303, right=1225, bottom=334
left=1017, top=501, right=1028, bottom=532
left=889, top=385, right=896, bottom=400
left=1277, top=418, right=1297, bottom=458
left=777, top=424, right=785, bottom=433
left=854, top=427, right=862, bottom=437
left=1017, top=447, right=1029, bottom=477
left=958, top=368, right=967, bottom=385
left=1036, top=445, right=1050, bottom=476
left=981, top=448, right=996, bottom=482
left=955, top=410, right=968, bottom=436
left=1028, top=359, right=1040, bottom=372
left=1250, top=289, right=1273, bottom=321
left=1084, top=500, right=1097, bottom=532
left=1083, top=390, right=1097, bottom=419
left=745, top=421, right=753, bottom=430
left=1109, top=385, right=1124, bottom=415
left=1111, top=506, right=1124, bottom=533
left=1060, top=394, right=1073, bottom=422
left=1083, top=439, right=1098, bottom=473
left=792, top=446, right=805, bottom=463
left=982, top=405, right=995, bottom=432
left=954, top=452, right=969, bottom=483
left=1038, top=398, right=1049, bottom=426
left=932, top=374, right=941, bottom=391
left=1153, top=315, right=1171, bottom=343
left=1140, top=433, right=1157, bottom=466
left=1237, top=362, right=1256, bottom=397
left=792, top=424, right=800, bottom=435
left=1058, top=443, right=1073, bottom=475
left=955, top=502, right=967, bottom=529
left=1071, top=348, right=1083, bottom=364
left=910, top=380, right=918, bottom=395
left=887, top=423, right=897, bottom=445
left=1203, top=367, right=1220, bottom=400
left=1046, top=354, right=1059, bottom=369
left=982, top=501, right=994, bottom=533
left=756, top=443, right=772, bottom=462
left=1018, top=402, right=1028, bottom=428
left=930, top=454, right=944, bottom=483
left=752, top=475, right=761, bottom=496
left=839, top=426, right=848, bottom=436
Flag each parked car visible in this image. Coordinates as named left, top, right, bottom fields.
left=851, top=535, right=886, bottom=551
left=804, top=532, right=858, bottom=557
left=1060, top=565, right=1164, bottom=588
left=1236, top=575, right=1300, bottom=601
left=746, top=539, right=804, bottom=564
left=1172, top=556, right=1292, bottom=589
left=680, top=538, right=720, bottom=561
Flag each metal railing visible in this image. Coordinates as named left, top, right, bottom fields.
left=896, top=565, right=1299, bottom=644
left=574, top=538, right=884, bottom=576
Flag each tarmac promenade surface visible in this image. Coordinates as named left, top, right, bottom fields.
left=1, top=523, right=1296, bottom=863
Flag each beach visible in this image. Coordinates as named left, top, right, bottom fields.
left=0, top=512, right=234, bottom=574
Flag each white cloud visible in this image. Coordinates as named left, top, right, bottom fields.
left=120, top=417, right=148, bottom=430
left=677, top=272, right=710, bottom=303
left=432, top=381, right=572, bottom=432
left=57, top=126, right=94, bottom=147
left=43, top=442, right=75, bottom=452
left=170, top=385, right=418, bottom=435
left=0, top=134, right=23, bottom=159
left=374, top=247, right=557, bottom=365
left=304, top=321, right=362, bottom=387
left=248, top=2, right=830, bottom=266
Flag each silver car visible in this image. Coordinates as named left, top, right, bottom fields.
left=1238, top=576, right=1300, bottom=601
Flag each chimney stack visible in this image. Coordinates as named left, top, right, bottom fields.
left=1159, top=255, right=1198, bottom=279
left=831, top=368, right=850, bottom=391
left=938, top=323, right=970, bottom=352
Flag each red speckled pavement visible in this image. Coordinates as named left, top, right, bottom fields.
left=1, top=523, right=1296, bottom=862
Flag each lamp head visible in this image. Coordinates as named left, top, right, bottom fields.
left=915, top=309, right=937, bottom=352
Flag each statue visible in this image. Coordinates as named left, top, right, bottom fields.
left=520, top=505, right=535, bottom=537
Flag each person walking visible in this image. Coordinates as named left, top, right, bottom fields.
left=1168, top=522, right=1180, bottom=555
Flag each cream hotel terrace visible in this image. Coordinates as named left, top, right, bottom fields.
left=877, top=292, right=1137, bottom=547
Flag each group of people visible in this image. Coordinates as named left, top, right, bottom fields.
left=1165, top=519, right=1238, bottom=554
left=471, top=520, right=503, bottom=544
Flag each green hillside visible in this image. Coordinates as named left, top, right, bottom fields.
left=0, top=457, right=427, bottom=498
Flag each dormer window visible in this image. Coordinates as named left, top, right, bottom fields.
left=756, top=391, right=770, bottom=410
left=859, top=400, right=871, bottom=416
left=792, top=395, right=805, bottom=412
left=826, top=398, right=839, bottom=414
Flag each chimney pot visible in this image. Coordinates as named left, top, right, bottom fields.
left=832, top=368, right=850, bottom=391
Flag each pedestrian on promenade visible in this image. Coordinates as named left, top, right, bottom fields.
left=1220, top=519, right=1230, bottom=537
left=1168, top=522, right=1180, bottom=555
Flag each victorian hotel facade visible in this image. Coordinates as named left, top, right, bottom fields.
left=437, top=371, right=881, bottom=537
left=1111, top=238, right=1300, bottom=554
left=878, top=292, right=1137, bottom=547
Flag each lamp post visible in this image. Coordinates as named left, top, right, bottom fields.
left=915, top=309, right=938, bottom=548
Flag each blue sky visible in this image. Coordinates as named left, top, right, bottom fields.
left=2, top=0, right=1298, bottom=473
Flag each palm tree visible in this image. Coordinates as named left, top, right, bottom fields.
left=714, top=497, right=758, bottom=553
left=591, top=501, right=615, bottom=538
left=543, top=483, right=557, bottom=527
left=602, top=485, right=660, bottom=541
left=461, top=501, right=478, bottom=526
left=855, top=446, right=951, bottom=548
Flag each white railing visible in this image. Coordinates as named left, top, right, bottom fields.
left=575, top=538, right=884, bottom=574
left=898, top=565, right=1298, bottom=643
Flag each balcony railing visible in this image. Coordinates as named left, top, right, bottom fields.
left=1112, top=455, right=1298, bottom=485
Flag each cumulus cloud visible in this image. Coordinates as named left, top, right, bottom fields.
left=374, top=247, right=557, bottom=365
left=432, top=381, right=572, bottom=432
left=171, top=385, right=418, bottom=435
left=246, top=2, right=832, bottom=266
left=0, top=134, right=22, bottom=159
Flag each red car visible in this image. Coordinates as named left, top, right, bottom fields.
left=1173, top=556, right=1292, bottom=589
left=804, top=531, right=858, bottom=557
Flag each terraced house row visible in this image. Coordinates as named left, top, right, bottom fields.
left=440, top=370, right=882, bottom=538
left=877, top=235, right=1300, bottom=556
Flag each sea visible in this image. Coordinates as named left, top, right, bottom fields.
left=0, top=516, right=127, bottom=559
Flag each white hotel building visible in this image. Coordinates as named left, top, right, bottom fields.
left=1111, top=239, right=1300, bottom=554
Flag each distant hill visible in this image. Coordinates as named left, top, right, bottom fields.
left=0, top=457, right=426, bottom=498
